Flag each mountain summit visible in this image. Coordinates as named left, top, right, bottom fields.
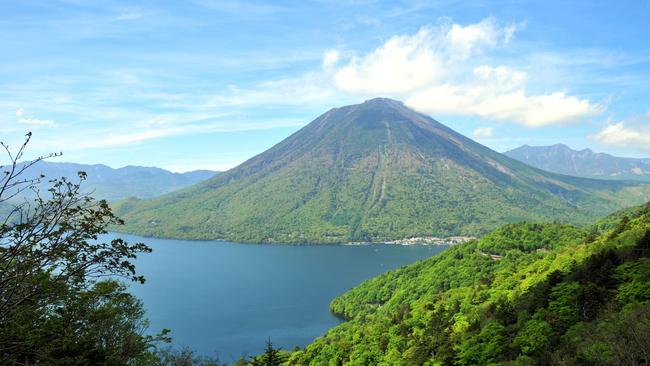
left=116, top=99, right=650, bottom=243
left=505, top=144, right=650, bottom=181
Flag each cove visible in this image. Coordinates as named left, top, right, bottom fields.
left=111, top=233, right=447, bottom=361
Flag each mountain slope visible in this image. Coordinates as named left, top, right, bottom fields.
left=12, top=161, right=218, bottom=200
left=290, top=203, right=650, bottom=365
left=505, top=144, right=650, bottom=181
left=115, top=98, right=650, bottom=243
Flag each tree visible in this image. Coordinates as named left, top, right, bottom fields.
left=249, top=339, right=287, bottom=366
left=512, top=315, right=553, bottom=356
left=457, top=320, right=507, bottom=365
left=145, top=346, right=226, bottom=366
left=0, top=132, right=151, bottom=319
left=2, top=280, right=168, bottom=365
left=0, top=133, right=162, bottom=365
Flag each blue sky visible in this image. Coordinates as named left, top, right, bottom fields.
left=1, top=0, right=649, bottom=172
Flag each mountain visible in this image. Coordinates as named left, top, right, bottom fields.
left=115, top=98, right=650, bottom=243
left=290, top=204, right=650, bottom=364
left=505, top=144, right=650, bottom=181
left=10, top=161, right=218, bottom=201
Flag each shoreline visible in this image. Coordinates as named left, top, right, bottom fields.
left=345, top=236, right=477, bottom=246
left=110, top=230, right=476, bottom=246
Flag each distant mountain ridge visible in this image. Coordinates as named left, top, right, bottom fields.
left=115, top=98, right=650, bottom=243
left=10, top=161, right=218, bottom=200
left=505, top=144, right=650, bottom=181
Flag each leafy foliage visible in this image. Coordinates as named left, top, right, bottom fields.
left=1, top=280, right=167, bottom=365
left=288, top=203, right=650, bottom=365
left=0, top=133, right=168, bottom=365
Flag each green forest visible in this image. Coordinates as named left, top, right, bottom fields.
left=5, top=1, right=650, bottom=364
left=288, top=204, right=650, bottom=365
left=2, top=136, right=649, bottom=365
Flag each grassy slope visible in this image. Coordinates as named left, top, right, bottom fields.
left=114, top=99, right=650, bottom=243
left=288, top=203, right=650, bottom=365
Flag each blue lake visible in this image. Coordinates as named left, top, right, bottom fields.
left=112, top=233, right=447, bottom=361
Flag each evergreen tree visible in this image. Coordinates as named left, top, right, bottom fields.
left=249, top=338, right=286, bottom=366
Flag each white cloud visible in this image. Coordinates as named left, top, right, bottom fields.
left=19, top=117, right=56, bottom=126
left=473, top=65, right=526, bottom=89
left=503, top=22, right=525, bottom=44
left=470, top=91, right=599, bottom=127
left=405, top=66, right=601, bottom=127
left=331, top=17, right=517, bottom=96
left=14, top=108, right=56, bottom=127
left=446, top=17, right=503, bottom=60
left=327, top=18, right=602, bottom=127
left=593, top=121, right=650, bottom=150
left=472, top=127, right=493, bottom=139
left=334, top=27, right=443, bottom=95
left=322, top=50, right=340, bottom=69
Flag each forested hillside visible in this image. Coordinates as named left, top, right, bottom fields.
left=115, top=99, right=650, bottom=243
left=288, top=203, right=650, bottom=365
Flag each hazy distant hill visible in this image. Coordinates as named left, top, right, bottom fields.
left=8, top=161, right=218, bottom=200
left=115, top=98, right=650, bottom=243
left=505, top=144, right=650, bottom=181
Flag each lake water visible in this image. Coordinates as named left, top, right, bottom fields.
left=111, top=233, right=447, bottom=361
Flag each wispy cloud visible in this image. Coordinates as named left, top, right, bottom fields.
left=188, top=0, right=287, bottom=16
left=322, top=50, right=341, bottom=69
left=19, top=117, right=56, bottom=127
left=0, top=59, right=338, bottom=160
left=356, top=15, right=380, bottom=26
left=160, top=151, right=259, bottom=172
left=2, top=2, right=647, bottom=166
left=14, top=108, right=56, bottom=127
left=0, top=16, right=609, bottom=158
left=472, top=127, right=493, bottom=139
left=39, top=116, right=305, bottom=151
left=200, top=72, right=346, bottom=108
left=112, top=11, right=143, bottom=21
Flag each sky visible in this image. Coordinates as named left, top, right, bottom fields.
left=1, top=0, right=649, bottom=172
